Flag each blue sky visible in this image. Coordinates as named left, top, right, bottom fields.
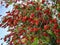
left=0, top=2, right=13, bottom=45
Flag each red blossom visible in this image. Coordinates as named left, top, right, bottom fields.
left=44, top=25, right=50, bottom=30
left=30, top=13, right=35, bottom=19
left=22, top=16, right=28, bottom=22
left=42, top=0, right=45, bottom=4
left=53, top=24, right=58, bottom=29
left=5, top=3, right=9, bottom=8
left=36, top=7, right=41, bottom=10
left=56, top=39, right=60, bottom=43
left=35, top=19, right=39, bottom=26
left=43, top=32, right=48, bottom=36
left=30, top=28, right=39, bottom=32
left=0, top=24, right=2, bottom=27
left=58, top=13, right=60, bottom=18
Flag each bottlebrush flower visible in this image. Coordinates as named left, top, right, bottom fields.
left=53, top=24, right=58, bottom=29
left=30, top=28, right=39, bottom=32
left=44, top=25, right=50, bottom=30
left=56, top=39, right=60, bottom=43
left=42, top=0, right=45, bottom=4
left=52, top=18, right=57, bottom=23
left=30, top=20, right=35, bottom=25
left=0, top=24, right=2, bottom=27
left=30, top=1, right=34, bottom=5
left=36, top=7, right=41, bottom=11
left=58, top=13, right=60, bottom=18
left=30, top=13, right=35, bottom=19
left=13, top=20, right=18, bottom=26
left=14, top=5, right=19, bottom=9
left=35, top=19, right=39, bottom=26
left=43, top=32, right=48, bottom=36
left=10, top=40, right=13, bottom=45
left=50, top=18, right=57, bottom=24
left=44, top=8, right=51, bottom=15
left=22, top=16, right=28, bottom=22
left=54, top=29, right=60, bottom=33
left=5, top=3, right=9, bottom=8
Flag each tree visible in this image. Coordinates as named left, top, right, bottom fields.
left=0, top=0, right=60, bottom=45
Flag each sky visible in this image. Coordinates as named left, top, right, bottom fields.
left=0, top=2, right=13, bottom=45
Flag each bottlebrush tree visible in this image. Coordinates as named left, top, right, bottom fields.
left=0, top=0, right=60, bottom=45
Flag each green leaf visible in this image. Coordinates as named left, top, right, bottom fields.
left=8, top=2, right=12, bottom=5
left=57, top=8, right=60, bottom=12
left=31, top=37, right=39, bottom=45
left=47, top=30, right=56, bottom=39
left=52, top=0, right=56, bottom=2
left=40, top=36, right=50, bottom=44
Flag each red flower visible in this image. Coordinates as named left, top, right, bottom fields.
left=10, top=40, right=13, bottom=45
left=55, top=29, right=60, bottom=33
left=13, top=20, right=18, bottom=26
left=15, top=5, right=19, bottom=9
left=4, top=36, right=7, bottom=41
left=0, top=24, right=2, bottom=27
left=53, top=24, right=58, bottom=29
left=36, top=7, right=41, bottom=10
left=30, top=13, right=35, bottom=19
left=43, top=32, right=48, bottom=36
left=42, top=0, right=45, bottom=4
left=18, top=15, right=23, bottom=20
left=44, top=25, right=50, bottom=30
left=5, top=3, right=9, bottom=8
left=53, top=18, right=57, bottom=23
left=44, top=8, right=51, bottom=15
left=30, top=20, right=35, bottom=24
left=28, top=18, right=33, bottom=22
left=22, top=16, right=28, bottom=22
left=30, top=1, right=34, bottom=5
left=18, top=30, right=26, bottom=36
left=56, top=39, right=60, bottom=43
left=50, top=18, right=57, bottom=24
left=31, top=28, right=39, bottom=32
left=58, top=13, right=60, bottom=18
left=35, top=20, right=39, bottom=26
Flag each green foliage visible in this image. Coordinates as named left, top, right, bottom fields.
left=31, top=37, right=39, bottom=45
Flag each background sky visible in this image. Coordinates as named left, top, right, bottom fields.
left=0, top=2, right=13, bottom=45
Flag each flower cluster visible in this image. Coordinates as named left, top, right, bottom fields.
left=0, top=0, right=60, bottom=45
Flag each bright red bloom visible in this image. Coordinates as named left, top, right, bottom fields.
left=22, top=16, right=28, bottom=22
left=30, top=13, right=35, bottom=19
left=56, top=39, right=60, bottom=43
left=58, top=13, right=60, bottom=18
left=53, top=24, right=58, bottom=29
left=30, top=20, right=35, bottom=24
left=35, top=20, right=39, bottom=26
left=53, top=18, right=57, bottom=23
left=36, top=7, right=41, bottom=10
left=44, top=8, right=51, bottom=15
left=30, top=28, right=39, bottom=32
left=43, top=32, right=48, bottom=36
left=42, top=0, right=45, bottom=4
left=44, top=25, right=50, bottom=30
left=0, top=24, right=2, bottom=27
left=5, top=3, right=9, bottom=8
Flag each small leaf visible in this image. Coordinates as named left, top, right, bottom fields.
left=31, top=37, right=39, bottom=45
left=47, top=30, right=56, bottom=39
left=57, top=8, right=60, bottom=12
